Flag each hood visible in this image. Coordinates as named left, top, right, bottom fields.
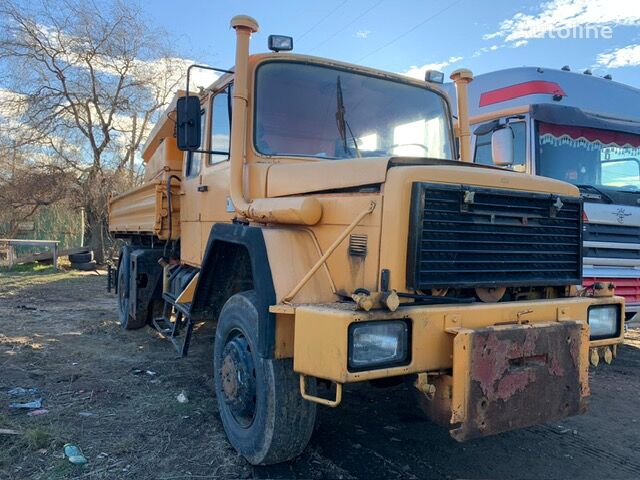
left=265, top=156, right=579, bottom=198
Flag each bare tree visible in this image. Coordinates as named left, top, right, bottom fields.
left=0, top=0, right=185, bottom=262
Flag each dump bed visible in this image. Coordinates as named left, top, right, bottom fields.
left=109, top=97, right=183, bottom=240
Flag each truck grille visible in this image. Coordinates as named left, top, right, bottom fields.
left=583, top=223, right=640, bottom=260
left=406, top=183, right=582, bottom=289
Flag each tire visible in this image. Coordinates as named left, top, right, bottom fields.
left=214, top=291, right=316, bottom=465
left=116, top=247, right=145, bottom=330
left=70, top=260, right=96, bottom=271
left=69, top=251, right=93, bottom=263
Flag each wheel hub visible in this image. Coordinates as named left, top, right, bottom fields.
left=219, top=333, right=256, bottom=427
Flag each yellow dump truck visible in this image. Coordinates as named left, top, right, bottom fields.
left=109, top=15, right=625, bottom=465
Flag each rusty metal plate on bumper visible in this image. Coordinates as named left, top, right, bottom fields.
left=449, top=321, right=589, bottom=442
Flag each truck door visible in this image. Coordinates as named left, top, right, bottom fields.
left=180, top=105, right=208, bottom=266
left=199, top=84, right=235, bottom=246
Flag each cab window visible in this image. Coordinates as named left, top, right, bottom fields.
left=209, top=86, right=231, bottom=164
left=186, top=109, right=205, bottom=177
left=474, top=121, right=526, bottom=167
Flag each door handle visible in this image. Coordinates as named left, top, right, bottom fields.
left=197, top=185, right=208, bottom=192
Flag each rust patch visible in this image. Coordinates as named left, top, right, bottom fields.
left=471, top=333, right=509, bottom=400
left=548, top=356, right=565, bottom=376
left=471, top=329, right=542, bottom=402
left=495, top=370, right=533, bottom=401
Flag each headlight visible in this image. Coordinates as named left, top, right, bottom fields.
left=588, top=305, right=621, bottom=340
left=348, top=321, right=410, bottom=370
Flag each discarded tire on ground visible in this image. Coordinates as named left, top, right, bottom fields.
left=70, top=260, right=97, bottom=271
left=214, top=290, right=317, bottom=465
left=68, top=251, right=93, bottom=263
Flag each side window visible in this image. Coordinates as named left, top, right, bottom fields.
left=209, top=86, right=232, bottom=164
left=474, top=121, right=526, bottom=168
left=186, top=109, right=206, bottom=177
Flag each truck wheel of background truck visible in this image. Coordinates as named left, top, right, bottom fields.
left=213, top=290, right=317, bottom=465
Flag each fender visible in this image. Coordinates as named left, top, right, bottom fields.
left=191, top=223, right=277, bottom=358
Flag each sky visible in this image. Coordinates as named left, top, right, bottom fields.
left=140, top=0, right=640, bottom=87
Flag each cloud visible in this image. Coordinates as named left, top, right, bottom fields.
left=597, top=44, right=640, bottom=68
left=485, top=0, right=640, bottom=43
left=401, top=56, right=463, bottom=80
left=354, top=30, right=371, bottom=39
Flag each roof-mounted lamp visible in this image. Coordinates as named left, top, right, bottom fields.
left=268, top=35, right=293, bottom=52
left=424, top=70, right=445, bottom=84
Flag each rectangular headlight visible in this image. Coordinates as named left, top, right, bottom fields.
left=348, top=320, right=410, bottom=371
left=588, top=304, right=621, bottom=340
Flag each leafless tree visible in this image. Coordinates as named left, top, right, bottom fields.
left=0, top=0, right=185, bottom=262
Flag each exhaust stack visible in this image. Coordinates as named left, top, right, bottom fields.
left=450, top=69, right=474, bottom=162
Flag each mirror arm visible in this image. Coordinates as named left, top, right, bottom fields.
left=185, top=64, right=234, bottom=100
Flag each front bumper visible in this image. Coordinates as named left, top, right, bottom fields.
left=293, top=296, right=624, bottom=383
left=292, top=296, right=624, bottom=441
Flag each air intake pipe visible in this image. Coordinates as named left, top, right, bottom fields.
left=228, top=15, right=322, bottom=226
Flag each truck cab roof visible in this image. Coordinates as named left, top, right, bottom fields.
left=446, top=66, right=640, bottom=123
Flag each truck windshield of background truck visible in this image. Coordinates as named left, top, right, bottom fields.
left=254, top=61, right=453, bottom=160
left=537, top=122, right=640, bottom=192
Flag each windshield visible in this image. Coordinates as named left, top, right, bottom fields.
left=254, top=61, right=453, bottom=160
left=537, top=122, right=640, bottom=191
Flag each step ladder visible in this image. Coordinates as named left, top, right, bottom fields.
left=152, top=295, right=195, bottom=357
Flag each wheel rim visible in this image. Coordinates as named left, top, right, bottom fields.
left=219, top=330, right=257, bottom=428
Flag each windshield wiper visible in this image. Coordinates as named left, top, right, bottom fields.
left=576, top=184, right=614, bottom=203
left=335, top=76, right=360, bottom=158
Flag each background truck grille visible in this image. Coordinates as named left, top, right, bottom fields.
left=406, top=183, right=582, bottom=289
left=583, top=223, right=640, bottom=260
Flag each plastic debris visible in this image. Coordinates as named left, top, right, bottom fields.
left=10, top=398, right=43, bottom=409
left=27, top=409, right=49, bottom=417
left=8, top=387, right=38, bottom=397
left=63, top=444, right=88, bottom=465
left=176, top=391, right=189, bottom=404
left=28, top=407, right=49, bottom=416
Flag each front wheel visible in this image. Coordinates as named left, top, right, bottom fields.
left=213, top=291, right=316, bottom=465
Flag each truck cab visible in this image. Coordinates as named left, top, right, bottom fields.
left=109, top=18, right=625, bottom=466
left=450, top=67, right=640, bottom=320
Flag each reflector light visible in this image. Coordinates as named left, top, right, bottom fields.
left=479, top=81, right=566, bottom=107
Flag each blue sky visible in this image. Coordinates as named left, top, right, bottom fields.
left=141, top=0, right=640, bottom=87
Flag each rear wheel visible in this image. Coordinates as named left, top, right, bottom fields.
left=116, top=247, right=146, bottom=330
left=214, top=291, right=316, bottom=465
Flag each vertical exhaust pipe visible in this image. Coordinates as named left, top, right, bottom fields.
left=450, top=69, right=474, bottom=162
left=229, top=15, right=259, bottom=217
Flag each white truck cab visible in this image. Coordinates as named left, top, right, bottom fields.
left=446, top=67, right=640, bottom=320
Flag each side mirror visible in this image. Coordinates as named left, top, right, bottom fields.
left=491, top=126, right=514, bottom=167
left=176, top=96, right=201, bottom=151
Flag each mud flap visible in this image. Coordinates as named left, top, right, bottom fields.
left=448, top=321, right=589, bottom=442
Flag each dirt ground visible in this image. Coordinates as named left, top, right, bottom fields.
left=1, top=269, right=639, bottom=480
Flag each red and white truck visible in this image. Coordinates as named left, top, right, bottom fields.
left=445, top=67, right=640, bottom=320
